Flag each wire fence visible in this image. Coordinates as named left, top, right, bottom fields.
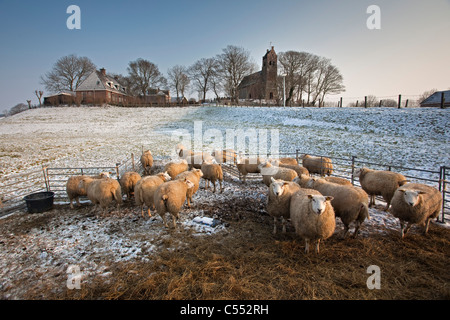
left=1, top=149, right=448, bottom=222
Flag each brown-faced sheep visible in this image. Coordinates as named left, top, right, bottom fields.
left=153, top=178, right=195, bottom=228
left=307, top=177, right=369, bottom=238
left=302, top=154, right=333, bottom=176
left=267, top=177, right=302, bottom=234
left=290, top=188, right=335, bottom=254
left=66, top=172, right=110, bottom=209
left=259, top=161, right=298, bottom=186
left=175, top=168, right=204, bottom=207
left=78, top=177, right=123, bottom=215
left=140, top=150, right=154, bottom=175
left=119, top=171, right=141, bottom=200
left=134, top=171, right=171, bottom=217
left=236, top=156, right=262, bottom=183
left=389, top=183, right=442, bottom=238
left=164, top=159, right=189, bottom=179
left=355, top=167, right=407, bottom=211
left=201, top=161, right=224, bottom=193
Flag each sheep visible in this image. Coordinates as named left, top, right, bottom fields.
left=324, top=176, right=352, bottom=186
left=65, top=172, right=110, bottom=209
left=153, top=178, right=195, bottom=228
left=301, top=154, right=333, bottom=176
left=290, top=188, right=335, bottom=254
left=211, top=149, right=237, bottom=164
left=134, top=171, right=171, bottom=218
left=176, top=143, right=212, bottom=169
left=164, top=159, right=189, bottom=179
left=279, top=163, right=309, bottom=178
left=259, top=161, right=298, bottom=186
left=267, top=177, right=302, bottom=234
left=389, top=183, right=442, bottom=238
left=236, top=156, right=262, bottom=183
left=307, top=177, right=369, bottom=238
left=175, top=168, right=203, bottom=207
left=355, top=167, right=408, bottom=211
left=140, top=150, right=154, bottom=175
left=78, top=177, right=123, bottom=216
left=119, top=171, right=141, bottom=200
left=201, top=160, right=224, bottom=193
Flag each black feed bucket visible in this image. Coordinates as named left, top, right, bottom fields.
left=23, top=191, right=55, bottom=213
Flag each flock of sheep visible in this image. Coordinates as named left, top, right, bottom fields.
left=65, top=144, right=443, bottom=254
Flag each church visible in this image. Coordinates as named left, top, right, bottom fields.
left=237, top=46, right=278, bottom=102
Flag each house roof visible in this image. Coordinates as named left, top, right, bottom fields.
left=237, top=71, right=262, bottom=89
left=420, top=90, right=450, bottom=106
left=76, top=69, right=127, bottom=94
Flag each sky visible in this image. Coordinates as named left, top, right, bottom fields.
left=0, top=0, right=449, bottom=112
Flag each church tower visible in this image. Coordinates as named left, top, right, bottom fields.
left=261, top=46, right=277, bottom=100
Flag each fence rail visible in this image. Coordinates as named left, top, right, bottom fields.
left=1, top=150, right=448, bottom=222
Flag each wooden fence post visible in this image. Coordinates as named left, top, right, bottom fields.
left=340, top=97, right=343, bottom=108
left=398, top=94, right=402, bottom=109
left=441, top=92, right=445, bottom=109
left=364, top=96, right=367, bottom=108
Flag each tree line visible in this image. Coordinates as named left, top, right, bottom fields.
left=39, top=45, right=347, bottom=105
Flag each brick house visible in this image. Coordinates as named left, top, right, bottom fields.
left=238, top=46, right=278, bottom=101
left=75, top=68, right=128, bottom=105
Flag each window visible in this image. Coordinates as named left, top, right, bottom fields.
left=269, top=92, right=273, bottom=99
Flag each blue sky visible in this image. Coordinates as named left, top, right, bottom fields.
left=0, top=0, right=449, bottom=111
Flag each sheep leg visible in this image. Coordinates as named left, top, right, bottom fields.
left=423, top=218, right=431, bottom=235
left=186, top=197, right=191, bottom=208
left=212, top=180, right=216, bottom=193
left=69, top=199, right=74, bottom=209
left=304, top=239, right=310, bottom=254
left=273, top=217, right=277, bottom=234
left=281, top=216, right=287, bottom=233
left=400, top=221, right=411, bottom=238
left=342, top=224, right=350, bottom=238
left=353, top=221, right=361, bottom=238
left=172, top=214, right=178, bottom=229
left=147, top=208, right=152, bottom=218
left=219, top=180, right=223, bottom=193
left=315, top=239, right=320, bottom=254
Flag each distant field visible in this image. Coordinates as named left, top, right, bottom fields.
left=0, top=106, right=448, bottom=177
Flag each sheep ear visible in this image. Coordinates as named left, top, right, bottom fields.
left=418, top=191, right=426, bottom=195
left=307, top=195, right=314, bottom=199
left=398, top=189, right=406, bottom=193
left=271, top=177, right=276, bottom=183
left=325, top=196, right=334, bottom=202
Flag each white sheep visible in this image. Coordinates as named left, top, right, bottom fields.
left=140, top=150, right=154, bottom=175
left=201, top=160, right=224, bottom=193
left=307, top=177, right=369, bottom=238
left=267, top=177, right=302, bottom=234
left=65, top=172, right=110, bottom=209
left=236, top=156, right=262, bottom=183
left=119, top=171, right=141, bottom=200
left=302, top=154, right=333, bottom=176
left=164, top=159, right=189, bottom=179
left=134, top=171, right=171, bottom=217
left=389, top=183, right=442, bottom=238
left=175, top=168, right=204, bottom=207
left=78, top=177, right=123, bottom=216
left=290, top=188, right=335, bottom=254
left=259, top=161, right=298, bottom=186
left=355, top=167, right=408, bottom=210
left=153, top=178, right=195, bottom=228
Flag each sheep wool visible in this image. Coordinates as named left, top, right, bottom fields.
left=134, top=172, right=171, bottom=217
left=267, top=177, right=302, bottom=234
left=120, top=171, right=141, bottom=200
left=259, top=162, right=298, bottom=186
left=389, top=183, right=442, bottom=238
left=79, top=177, right=123, bottom=216
left=290, top=188, right=335, bottom=254
left=302, top=154, right=333, bottom=176
left=356, top=167, right=407, bottom=210
left=201, top=162, right=224, bottom=193
left=236, top=157, right=262, bottom=183
left=140, top=150, right=154, bottom=175
left=164, top=159, right=189, bottom=179
left=66, top=173, right=109, bottom=209
left=175, top=168, right=204, bottom=206
left=154, top=178, right=194, bottom=228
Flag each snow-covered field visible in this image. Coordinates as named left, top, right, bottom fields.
left=0, top=105, right=448, bottom=299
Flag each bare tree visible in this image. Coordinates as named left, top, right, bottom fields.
left=179, top=73, right=190, bottom=100
left=216, top=45, right=256, bottom=103
left=417, top=88, right=438, bottom=105
left=41, top=54, right=96, bottom=93
left=35, top=90, right=44, bottom=106
left=127, top=58, right=166, bottom=98
left=167, top=65, right=188, bottom=102
left=188, top=57, right=217, bottom=103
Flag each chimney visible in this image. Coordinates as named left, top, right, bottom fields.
left=100, top=68, right=106, bottom=76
